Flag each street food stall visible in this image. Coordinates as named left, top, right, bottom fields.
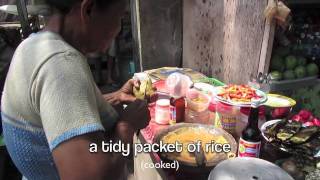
left=131, top=67, right=319, bottom=180
left=126, top=0, right=320, bottom=179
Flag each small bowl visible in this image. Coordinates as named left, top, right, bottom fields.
left=264, top=94, right=296, bottom=120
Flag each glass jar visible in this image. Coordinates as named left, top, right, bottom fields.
left=185, top=109, right=210, bottom=124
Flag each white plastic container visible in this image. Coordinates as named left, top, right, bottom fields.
left=155, top=99, right=171, bottom=125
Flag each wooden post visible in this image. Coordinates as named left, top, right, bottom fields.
left=183, top=0, right=270, bottom=84
left=131, top=0, right=182, bottom=71
left=130, top=0, right=142, bottom=72
left=183, top=0, right=225, bottom=80
left=258, top=0, right=277, bottom=75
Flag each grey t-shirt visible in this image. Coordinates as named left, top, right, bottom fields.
left=1, top=31, right=118, bottom=179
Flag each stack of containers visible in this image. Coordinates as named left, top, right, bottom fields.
left=215, top=102, right=241, bottom=137
left=185, top=89, right=210, bottom=124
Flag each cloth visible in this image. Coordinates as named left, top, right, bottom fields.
left=1, top=31, right=118, bottom=180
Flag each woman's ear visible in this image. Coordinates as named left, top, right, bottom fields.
left=80, top=0, right=94, bottom=24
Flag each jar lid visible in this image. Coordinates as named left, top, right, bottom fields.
left=156, top=99, right=170, bottom=107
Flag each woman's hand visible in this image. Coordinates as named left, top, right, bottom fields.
left=119, top=99, right=151, bottom=131
left=103, top=79, right=138, bottom=105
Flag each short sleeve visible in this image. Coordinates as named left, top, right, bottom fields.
left=33, top=51, right=105, bottom=151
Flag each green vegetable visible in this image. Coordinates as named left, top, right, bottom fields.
left=294, top=66, right=307, bottom=79
left=285, top=55, right=298, bottom=70
left=296, top=56, right=307, bottom=66
left=277, top=131, right=294, bottom=141
left=306, top=63, right=319, bottom=77
left=271, top=55, right=285, bottom=72
left=270, top=71, right=283, bottom=81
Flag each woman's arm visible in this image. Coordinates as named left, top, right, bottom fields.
left=52, top=123, right=134, bottom=180
left=52, top=100, right=150, bottom=180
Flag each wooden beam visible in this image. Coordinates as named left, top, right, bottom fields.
left=130, top=0, right=142, bottom=72
left=183, top=0, right=224, bottom=80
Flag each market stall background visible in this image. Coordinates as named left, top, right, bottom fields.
left=0, top=0, right=319, bottom=180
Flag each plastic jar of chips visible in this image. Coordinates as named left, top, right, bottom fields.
left=215, top=102, right=241, bottom=136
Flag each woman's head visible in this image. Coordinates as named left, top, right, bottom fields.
left=45, top=0, right=127, bottom=54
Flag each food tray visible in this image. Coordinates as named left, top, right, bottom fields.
left=213, top=86, right=268, bottom=108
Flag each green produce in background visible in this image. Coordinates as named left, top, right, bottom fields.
left=306, top=63, right=319, bottom=77
left=296, top=56, right=307, bottom=66
left=291, top=85, right=320, bottom=117
left=270, top=71, right=283, bottom=81
left=271, top=55, right=285, bottom=72
left=283, top=70, right=296, bottom=80
left=294, top=66, right=307, bottom=79
left=285, top=55, right=298, bottom=70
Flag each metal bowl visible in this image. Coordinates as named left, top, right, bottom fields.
left=213, top=86, right=268, bottom=107
left=154, top=123, right=237, bottom=170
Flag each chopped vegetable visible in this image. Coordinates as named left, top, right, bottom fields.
left=218, top=85, right=262, bottom=103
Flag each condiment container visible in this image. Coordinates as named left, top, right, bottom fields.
left=185, top=109, right=210, bottom=124
left=215, top=102, right=240, bottom=136
left=185, top=89, right=211, bottom=124
left=166, top=73, right=191, bottom=124
left=186, top=89, right=210, bottom=112
left=208, top=97, right=217, bottom=125
left=155, top=99, right=171, bottom=125
left=165, top=73, right=192, bottom=98
left=170, top=97, right=185, bottom=124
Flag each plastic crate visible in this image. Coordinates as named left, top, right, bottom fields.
left=268, top=77, right=320, bottom=116
left=269, top=76, right=318, bottom=92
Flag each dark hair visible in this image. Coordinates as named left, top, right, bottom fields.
left=46, top=0, right=118, bottom=13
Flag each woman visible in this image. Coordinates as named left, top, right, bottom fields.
left=1, top=0, right=150, bottom=179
